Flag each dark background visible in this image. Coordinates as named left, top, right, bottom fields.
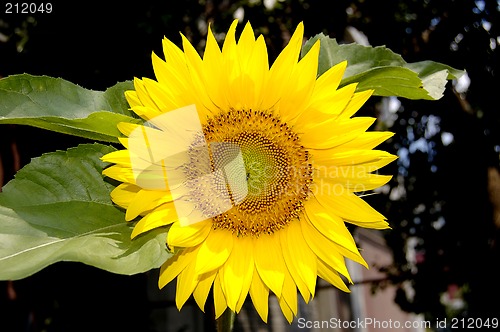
left=1, top=0, right=499, bottom=331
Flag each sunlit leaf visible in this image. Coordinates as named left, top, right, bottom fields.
left=0, top=75, right=141, bottom=142
left=0, top=143, right=170, bottom=280
left=302, top=34, right=465, bottom=100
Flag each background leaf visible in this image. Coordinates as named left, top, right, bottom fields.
left=0, top=75, right=141, bottom=143
left=302, top=33, right=465, bottom=100
left=0, top=143, right=170, bottom=280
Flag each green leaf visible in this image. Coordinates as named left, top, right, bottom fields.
left=404, top=60, right=464, bottom=81
left=302, top=34, right=465, bottom=100
left=342, top=66, right=432, bottom=100
left=0, top=144, right=171, bottom=280
left=0, top=75, right=142, bottom=142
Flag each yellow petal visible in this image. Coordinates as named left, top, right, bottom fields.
left=295, top=84, right=357, bottom=131
left=195, top=229, right=234, bottom=274
left=213, top=273, right=228, bottom=319
left=118, top=137, right=129, bottom=149
left=141, top=77, right=170, bottom=111
left=280, top=267, right=298, bottom=316
left=279, top=40, right=320, bottom=123
left=314, top=190, right=389, bottom=228
left=102, top=165, right=136, bottom=184
left=315, top=165, right=393, bottom=190
left=340, top=89, right=374, bottom=119
left=246, top=35, right=269, bottom=109
left=315, top=149, right=394, bottom=166
left=130, top=105, right=163, bottom=120
left=131, top=202, right=178, bottom=239
left=116, top=122, right=142, bottom=137
left=117, top=122, right=172, bottom=167
left=176, top=261, right=199, bottom=310
left=220, top=236, right=254, bottom=312
left=317, top=258, right=351, bottom=292
left=280, top=220, right=316, bottom=299
left=162, top=36, right=189, bottom=72
left=109, top=183, right=141, bottom=209
left=221, top=21, right=243, bottom=110
left=304, top=198, right=361, bottom=256
left=155, top=38, right=195, bottom=108
left=159, top=38, right=196, bottom=109
left=193, top=270, right=217, bottom=312
left=345, top=219, right=392, bottom=230
left=221, top=19, right=238, bottom=57
left=314, top=149, right=397, bottom=171
left=158, top=246, right=198, bottom=289
left=254, top=233, right=285, bottom=298
left=300, top=219, right=352, bottom=282
left=133, top=77, right=161, bottom=113
left=304, top=205, right=367, bottom=269
left=101, top=149, right=131, bottom=167
left=315, top=60, right=347, bottom=92
left=125, top=189, right=172, bottom=221
left=124, top=89, right=142, bottom=109
left=335, top=131, right=395, bottom=151
left=202, top=24, right=225, bottom=109
left=236, top=266, right=254, bottom=312
left=249, top=269, right=269, bottom=323
left=237, top=21, right=256, bottom=62
left=301, top=117, right=376, bottom=149
left=235, top=23, right=269, bottom=110
left=167, top=219, right=212, bottom=247
left=181, top=33, right=215, bottom=114
left=278, top=294, right=295, bottom=324
left=152, top=52, right=189, bottom=99
left=261, top=22, right=304, bottom=110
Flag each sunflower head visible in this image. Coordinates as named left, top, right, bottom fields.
left=102, top=20, right=396, bottom=323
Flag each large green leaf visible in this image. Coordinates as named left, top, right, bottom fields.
left=302, top=34, right=465, bottom=100
left=0, top=75, right=141, bottom=142
left=0, top=143, right=170, bottom=280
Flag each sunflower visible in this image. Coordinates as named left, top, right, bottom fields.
left=102, top=20, right=396, bottom=323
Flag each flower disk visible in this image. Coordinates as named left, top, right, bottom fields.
left=204, top=109, right=312, bottom=237
left=102, top=20, right=397, bottom=323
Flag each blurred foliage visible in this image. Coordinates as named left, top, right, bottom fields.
left=1, top=0, right=499, bottom=329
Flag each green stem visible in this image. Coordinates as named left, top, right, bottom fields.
left=216, top=309, right=235, bottom=332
